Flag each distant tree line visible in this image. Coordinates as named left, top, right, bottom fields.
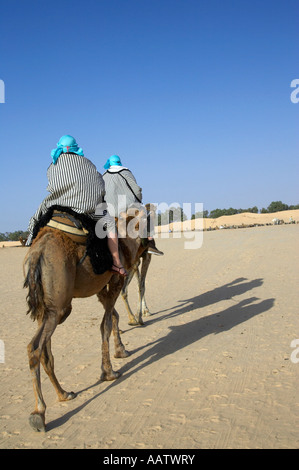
left=260, top=201, right=299, bottom=214
left=157, top=201, right=299, bottom=224
left=0, top=230, right=29, bottom=242
left=192, top=201, right=299, bottom=219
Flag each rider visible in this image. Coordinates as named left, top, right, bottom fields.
left=26, top=135, right=127, bottom=277
left=102, top=155, right=164, bottom=256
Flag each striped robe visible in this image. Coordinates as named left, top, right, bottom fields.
left=26, top=153, right=108, bottom=245
left=102, top=166, right=143, bottom=217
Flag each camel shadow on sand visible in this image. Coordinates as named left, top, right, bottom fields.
left=46, top=277, right=274, bottom=431
left=145, top=277, right=265, bottom=323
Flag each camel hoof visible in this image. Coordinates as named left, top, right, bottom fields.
left=29, top=413, right=46, bottom=433
left=114, top=349, right=130, bottom=358
left=143, top=310, right=151, bottom=317
left=128, top=319, right=144, bottom=326
left=63, top=391, right=77, bottom=401
left=101, top=370, right=120, bottom=381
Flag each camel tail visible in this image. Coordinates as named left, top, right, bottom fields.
left=23, top=251, right=45, bottom=321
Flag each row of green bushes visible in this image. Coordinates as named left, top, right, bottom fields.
left=194, top=201, right=299, bottom=220
left=0, top=230, right=29, bottom=242
left=161, top=201, right=299, bottom=223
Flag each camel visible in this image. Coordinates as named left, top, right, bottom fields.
left=19, top=236, right=27, bottom=246
left=23, top=211, right=149, bottom=432
left=121, top=250, right=152, bottom=325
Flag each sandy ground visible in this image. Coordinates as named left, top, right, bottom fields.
left=0, top=221, right=298, bottom=449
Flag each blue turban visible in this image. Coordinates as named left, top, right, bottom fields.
left=104, top=154, right=122, bottom=170
left=51, top=135, right=84, bottom=164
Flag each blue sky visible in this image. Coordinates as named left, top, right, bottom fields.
left=0, top=0, right=298, bottom=232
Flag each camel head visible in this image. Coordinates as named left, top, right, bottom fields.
left=117, top=206, right=147, bottom=240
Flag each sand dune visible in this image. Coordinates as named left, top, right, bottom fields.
left=0, top=219, right=298, bottom=449
left=157, top=209, right=299, bottom=233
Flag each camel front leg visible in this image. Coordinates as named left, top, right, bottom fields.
left=100, top=309, right=120, bottom=381
left=135, top=268, right=145, bottom=324
left=112, top=308, right=130, bottom=358
left=140, top=252, right=152, bottom=318
left=98, top=277, right=128, bottom=380
left=140, top=278, right=151, bottom=318
left=135, top=252, right=152, bottom=322
left=121, top=265, right=140, bottom=325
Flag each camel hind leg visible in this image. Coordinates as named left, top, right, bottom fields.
left=28, top=309, right=77, bottom=432
left=39, top=304, right=75, bottom=401
left=27, top=311, right=57, bottom=432
left=40, top=338, right=77, bottom=402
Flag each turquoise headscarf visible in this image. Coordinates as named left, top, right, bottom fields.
left=51, top=135, right=84, bottom=164
left=104, top=154, right=122, bottom=170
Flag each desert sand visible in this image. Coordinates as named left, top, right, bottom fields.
left=0, top=213, right=298, bottom=449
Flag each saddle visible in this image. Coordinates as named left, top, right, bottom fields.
left=31, top=205, right=113, bottom=274
left=47, top=211, right=88, bottom=245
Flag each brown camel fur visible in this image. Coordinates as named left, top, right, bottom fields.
left=23, top=214, right=148, bottom=432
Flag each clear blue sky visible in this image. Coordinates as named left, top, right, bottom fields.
left=0, top=0, right=298, bottom=232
